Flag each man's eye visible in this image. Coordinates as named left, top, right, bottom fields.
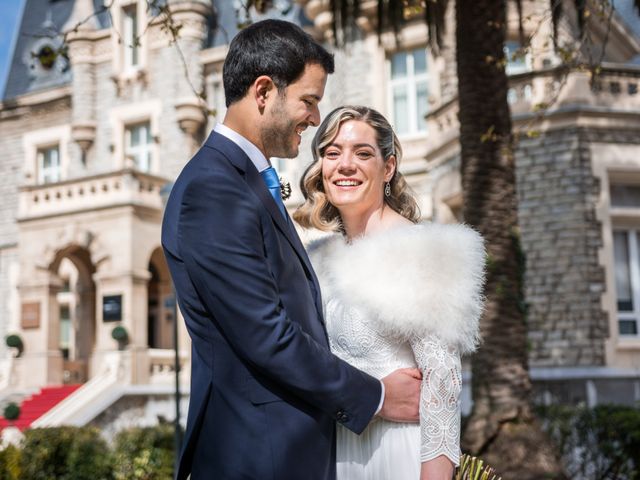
left=303, top=99, right=313, bottom=106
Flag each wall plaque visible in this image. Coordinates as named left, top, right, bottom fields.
left=21, top=302, right=41, bottom=329
left=103, top=294, right=123, bottom=322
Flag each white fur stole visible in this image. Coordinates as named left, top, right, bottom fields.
left=308, top=224, right=485, bottom=354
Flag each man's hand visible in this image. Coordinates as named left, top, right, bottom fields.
left=378, top=368, right=422, bottom=423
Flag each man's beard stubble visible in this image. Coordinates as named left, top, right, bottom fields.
left=261, top=94, right=298, bottom=159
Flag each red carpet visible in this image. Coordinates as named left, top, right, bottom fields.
left=0, top=384, right=81, bottom=431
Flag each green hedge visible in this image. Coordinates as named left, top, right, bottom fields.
left=0, top=445, right=21, bottom=480
left=19, top=427, right=111, bottom=480
left=537, top=404, right=640, bottom=480
left=112, top=424, right=174, bottom=480
left=0, top=424, right=177, bottom=480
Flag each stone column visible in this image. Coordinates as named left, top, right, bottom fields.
left=92, top=270, right=151, bottom=384
left=169, top=0, right=212, bottom=152
left=65, top=0, right=99, bottom=162
left=16, top=272, right=64, bottom=388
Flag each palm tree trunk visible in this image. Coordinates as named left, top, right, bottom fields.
left=456, top=1, right=563, bottom=477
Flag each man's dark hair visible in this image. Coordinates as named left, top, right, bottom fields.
left=223, top=20, right=334, bottom=107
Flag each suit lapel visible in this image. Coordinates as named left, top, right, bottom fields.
left=244, top=163, right=325, bottom=323
left=206, top=131, right=324, bottom=323
left=281, top=212, right=325, bottom=322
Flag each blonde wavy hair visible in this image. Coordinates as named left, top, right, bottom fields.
left=293, top=105, right=420, bottom=232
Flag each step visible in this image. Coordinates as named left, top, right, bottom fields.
left=0, top=385, right=82, bottom=432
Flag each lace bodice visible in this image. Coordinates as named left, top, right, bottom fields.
left=326, top=297, right=462, bottom=465
left=308, top=224, right=484, bottom=468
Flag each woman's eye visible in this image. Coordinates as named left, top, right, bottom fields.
left=357, top=151, right=373, bottom=159
left=324, top=150, right=340, bottom=159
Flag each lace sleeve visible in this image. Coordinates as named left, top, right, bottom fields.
left=409, top=334, right=462, bottom=466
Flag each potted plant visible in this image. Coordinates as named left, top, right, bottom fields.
left=3, top=402, right=20, bottom=423
left=111, top=325, right=129, bottom=350
left=5, top=334, right=23, bottom=357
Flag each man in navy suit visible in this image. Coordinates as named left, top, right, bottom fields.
left=162, top=19, right=421, bottom=480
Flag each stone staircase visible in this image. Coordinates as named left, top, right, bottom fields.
left=0, top=385, right=81, bottom=431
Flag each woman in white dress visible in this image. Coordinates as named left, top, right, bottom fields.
left=293, top=106, right=485, bottom=480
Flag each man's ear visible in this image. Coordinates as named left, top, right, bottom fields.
left=254, top=75, right=275, bottom=110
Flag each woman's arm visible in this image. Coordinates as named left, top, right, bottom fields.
left=409, top=334, right=463, bottom=477
left=420, top=455, right=455, bottom=480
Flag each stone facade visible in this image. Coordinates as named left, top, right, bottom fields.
left=0, top=0, right=203, bottom=398
left=1, top=0, right=640, bottom=427
left=89, top=390, right=189, bottom=442
left=518, top=126, right=640, bottom=370
left=517, top=128, right=609, bottom=368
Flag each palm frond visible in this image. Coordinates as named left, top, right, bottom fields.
left=515, top=0, right=525, bottom=46
left=330, top=0, right=339, bottom=44
left=376, top=0, right=384, bottom=41
left=340, top=0, right=349, bottom=41
left=423, top=0, right=448, bottom=54
left=329, top=0, right=361, bottom=45
left=372, top=0, right=404, bottom=45
left=331, top=0, right=447, bottom=52
left=550, top=0, right=562, bottom=48
left=575, top=0, right=587, bottom=34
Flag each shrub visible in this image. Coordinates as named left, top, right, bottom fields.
left=112, top=424, right=175, bottom=480
left=537, top=404, right=640, bottom=480
left=19, top=426, right=112, bottom=480
left=0, top=444, right=21, bottom=480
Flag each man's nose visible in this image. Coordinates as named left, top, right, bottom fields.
left=309, top=105, right=321, bottom=127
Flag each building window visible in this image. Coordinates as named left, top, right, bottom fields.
left=389, top=48, right=429, bottom=136
left=505, top=41, right=533, bottom=104
left=37, top=146, right=61, bottom=184
left=504, top=41, right=531, bottom=76
left=125, top=122, right=152, bottom=172
left=122, top=4, right=139, bottom=70
left=613, top=229, right=640, bottom=336
left=60, top=304, right=71, bottom=359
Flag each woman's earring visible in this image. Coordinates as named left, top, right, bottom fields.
left=384, top=182, right=391, bottom=197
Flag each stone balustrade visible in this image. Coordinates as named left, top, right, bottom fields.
left=0, top=357, right=15, bottom=391
left=508, top=65, right=640, bottom=116
left=148, top=348, right=188, bottom=385
left=425, top=98, right=459, bottom=161
left=18, top=169, right=170, bottom=221
left=425, top=65, right=640, bottom=160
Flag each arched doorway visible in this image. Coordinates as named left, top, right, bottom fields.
left=147, top=248, right=173, bottom=349
left=51, top=246, right=96, bottom=383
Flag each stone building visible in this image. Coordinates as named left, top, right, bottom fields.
left=0, top=0, right=639, bottom=433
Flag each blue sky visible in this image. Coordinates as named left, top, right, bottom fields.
left=0, top=0, right=25, bottom=97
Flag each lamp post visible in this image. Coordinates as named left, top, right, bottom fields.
left=160, top=181, right=182, bottom=471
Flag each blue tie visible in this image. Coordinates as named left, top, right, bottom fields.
left=260, top=166, right=287, bottom=218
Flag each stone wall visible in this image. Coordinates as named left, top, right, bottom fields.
left=0, top=247, right=18, bottom=356
left=90, top=392, right=189, bottom=443
left=515, top=127, right=640, bottom=367
left=0, top=99, right=72, bottom=340
left=0, top=98, right=72, bottom=243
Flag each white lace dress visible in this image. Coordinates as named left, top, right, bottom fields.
left=308, top=224, right=485, bottom=480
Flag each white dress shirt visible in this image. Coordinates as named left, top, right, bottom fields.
left=214, top=123, right=270, bottom=173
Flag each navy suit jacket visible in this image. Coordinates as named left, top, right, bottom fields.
left=161, top=131, right=381, bottom=480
